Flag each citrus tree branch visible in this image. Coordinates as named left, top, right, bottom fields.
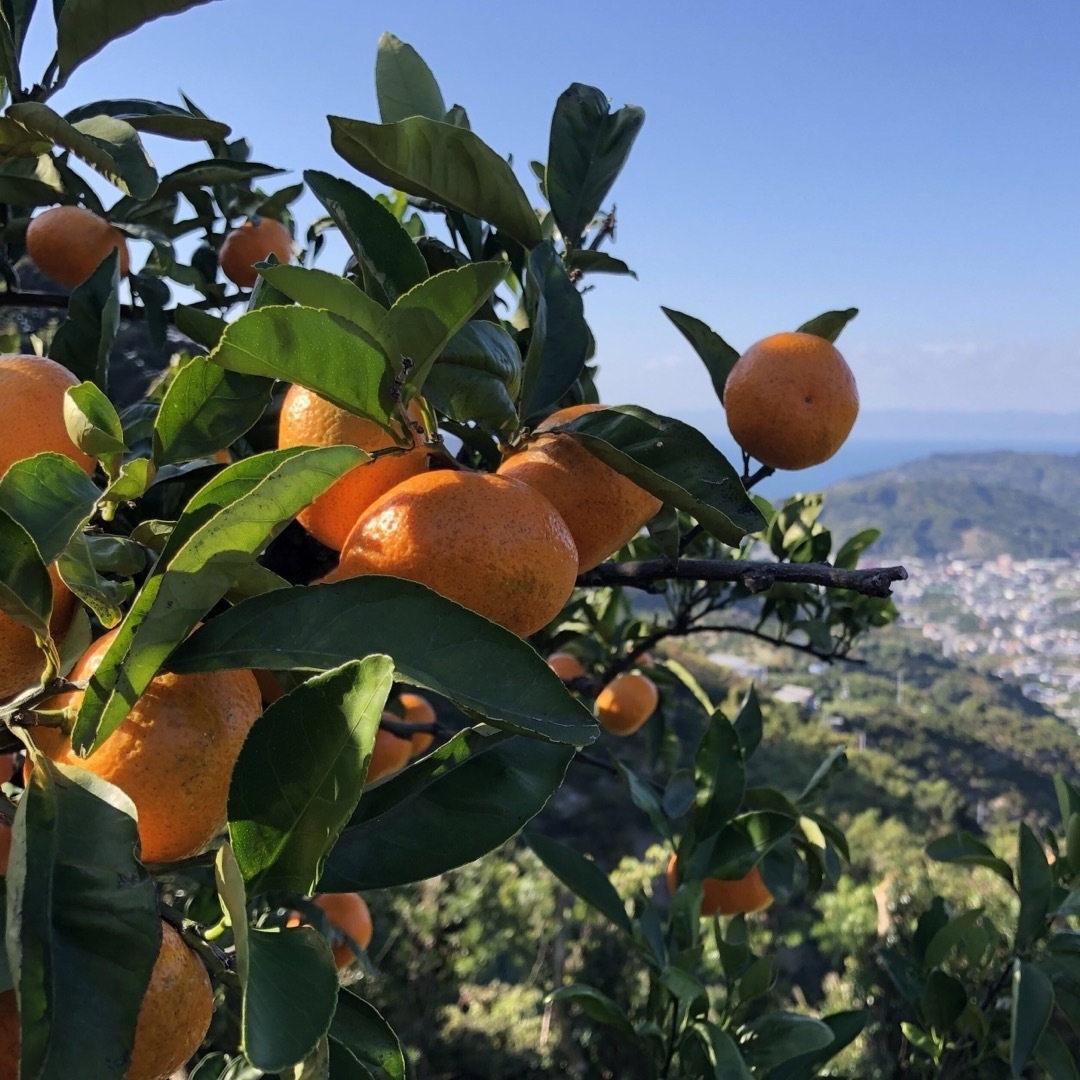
left=0, top=288, right=248, bottom=321
left=577, top=558, right=907, bottom=598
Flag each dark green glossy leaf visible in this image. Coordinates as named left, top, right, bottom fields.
left=1017, top=822, right=1054, bottom=948
left=565, top=248, right=636, bottom=277
left=166, top=577, right=598, bottom=746
left=0, top=0, right=34, bottom=53
left=0, top=452, right=99, bottom=562
left=64, top=98, right=229, bottom=141
left=63, top=380, right=125, bottom=457
left=8, top=757, right=159, bottom=1080
left=611, top=757, right=671, bottom=840
left=921, top=970, right=967, bottom=1033
left=70, top=447, right=363, bottom=754
left=157, top=158, right=283, bottom=195
left=740, top=1013, right=835, bottom=1070
left=256, top=264, right=385, bottom=332
left=57, top=533, right=130, bottom=628
left=0, top=507, right=50, bottom=636
left=769, top=1010, right=868, bottom=1080
left=796, top=308, right=858, bottom=343
left=49, top=249, right=121, bottom=389
left=209, top=306, right=396, bottom=431
left=0, top=8, right=20, bottom=94
left=303, top=170, right=427, bottom=304
left=8, top=102, right=157, bottom=198
left=375, top=32, right=446, bottom=124
left=661, top=307, right=741, bottom=406
left=329, top=115, right=542, bottom=249
left=833, top=528, right=880, bottom=570
left=925, top=831, right=1015, bottom=886
left=798, top=746, right=849, bottom=803
left=154, top=356, right=273, bottom=465
left=520, top=240, right=588, bottom=417
left=173, top=305, right=226, bottom=349
left=694, top=709, right=744, bottom=837
left=56, top=0, right=223, bottom=77
left=424, top=320, right=521, bottom=430
left=1035, top=1026, right=1080, bottom=1080
left=546, top=83, right=644, bottom=245
left=732, top=686, right=763, bottom=758
left=382, top=262, right=508, bottom=398
left=329, top=990, right=405, bottom=1080
left=525, top=832, right=631, bottom=933
left=547, top=985, right=635, bottom=1040
left=229, top=657, right=393, bottom=894
left=320, top=728, right=573, bottom=890
left=1012, top=962, right=1054, bottom=1076
left=553, top=405, right=766, bottom=543
left=922, top=907, right=984, bottom=970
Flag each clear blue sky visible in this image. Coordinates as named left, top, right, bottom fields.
left=18, top=0, right=1080, bottom=418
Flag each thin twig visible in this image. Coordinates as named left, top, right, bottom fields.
left=578, top=558, right=907, bottom=598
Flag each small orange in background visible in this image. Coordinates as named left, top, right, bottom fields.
left=25, top=205, right=130, bottom=289
left=666, top=854, right=774, bottom=917
left=366, top=723, right=412, bottom=784
left=309, top=893, right=373, bottom=970
left=219, top=216, right=294, bottom=287
left=498, top=403, right=662, bottom=572
left=254, top=668, right=286, bottom=706
left=723, top=331, right=859, bottom=470
left=327, top=469, right=579, bottom=638
left=397, top=692, right=436, bottom=756
left=547, top=651, right=586, bottom=681
left=278, top=390, right=429, bottom=551
left=596, top=671, right=659, bottom=735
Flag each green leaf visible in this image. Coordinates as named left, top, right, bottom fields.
left=1035, top=1027, right=1080, bottom=1080
left=303, top=170, right=427, bottom=304
left=49, top=249, right=121, bottom=390
left=565, top=248, right=636, bottom=277
left=0, top=8, right=20, bottom=95
left=553, top=405, right=766, bottom=544
left=57, top=533, right=130, bottom=628
left=166, top=577, right=598, bottom=746
left=546, top=83, right=644, bottom=245
left=525, top=832, right=631, bottom=933
left=921, top=969, right=968, bottom=1033
left=833, top=528, right=880, bottom=570
left=733, top=686, right=763, bottom=758
left=740, top=1013, right=836, bottom=1071
left=925, top=831, right=1015, bottom=887
left=923, top=908, right=987, bottom=970
left=329, top=115, right=542, bottom=250
left=56, top=0, right=223, bottom=78
left=1012, top=961, right=1054, bottom=1077
left=209, top=306, right=396, bottom=432
left=63, top=381, right=125, bottom=457
left=769, top=1010, right=868, bottom=1080
left=229, top=657, right=393, bottom=894
left=798, top=746, right=849, bottom=803
left=1, top=0, right=34, bottom=54
left=0, top=452, right=99, bottom=562
left=64, top=97, right=230, bottom=141
left=661, top=307, right=741, bottom=406
left=174, top=305, right=227, bottom=349
left=381, top=262, right=508, bottom=398
left=242, top=927, right=340, bottom=1073
left=156, top=158, right=284, bottom=195
left=694, top=709, right=745, bottom=836
left=7, top=102, right=157, bottom=197
left=375, top=32, right=446, bottom=124
left=680, top=1022, right=752, bottom=1079
left=1017, top=822, right=1054, bottom=948
left=424, top=320, right=522, bottom=430
left=70, top=447, right=364, bottom=754
left=519, top=240, right=588, bottom=417
left=154, top=356, right=273, bottom=465
left=1066, top=813, right=1080, bottom=875
left=0, top=506, right=50, bottom=636
left=796, top=308, right=858, bottom=343
left=256, top=264, right=386, bottom=332
left=8, top=757, right=160, bottom=1080
left=611, top=757, right=672, bottom=841
left=329, top=990, right=405, bottom=1080
left=320, top=729, right=573, bottom=890
left=547, top=985, right=636, bottom=1040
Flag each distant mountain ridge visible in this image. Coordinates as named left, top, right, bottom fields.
left=820, top=450, right=1080, bottom=558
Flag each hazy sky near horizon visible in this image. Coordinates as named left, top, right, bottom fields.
left=18, top=1, right=1080, bottom=417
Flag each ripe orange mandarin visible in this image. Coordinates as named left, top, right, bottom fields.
left=367, top=723, right=412, bottom=784
left=219, top=217, right=293, bottom=288
left=666, top=854, right=774, bottom=917
left=0, top=920, right=213, bottom=1080
left=37, top=627, right=261, bottom=863
left=278, top=390, right=429, bottom=551
left=723, top=332, right=859, bottom=470
left=397, top=692, right=436, bottom=755
left=25, top=205, right=130, bottom=289
left=547, top=651, right=586, bottom=681
left=498, top=404, right=662, bottom=572
left=327, top=469, right=579, bottom=638
left=313, top=893, right=374, bottom=970
left=596, top=671, right=659, bottom=736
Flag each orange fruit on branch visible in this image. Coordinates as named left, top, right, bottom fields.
left=723, top=332, right=859, bottom=470
left=0, top=920, right=212, bottom=1080
left=327, top=469, right=579, bottom=637
left=397, top=691, right=436, bottom=756
left=36, top=627, right=261, bottom=863
left=308, top=892, right=374, bottom=970
left=25, top=205, right=130, bottom=289
left=547, top=651, right=586, bottom=681
left=666, top=854, right=774, bottom=917
left=278, top=391, right=429, bottom=551
left=219, top=216, right=294, bottom=288
left=596, top=671, right=658, bottom=735
left=367, top=723, right=412, bottom=784
left=497, top=403, right=662, bottom=572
